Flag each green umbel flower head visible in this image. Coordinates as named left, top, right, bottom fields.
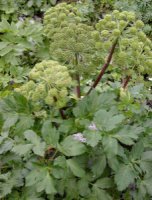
left=43, top=3, right=100, bottom=77
left=95, top=10, right=152, bottom=77
left=15, top=60, right=72, bottom=108
left=44, top=3, right=82, bottom=38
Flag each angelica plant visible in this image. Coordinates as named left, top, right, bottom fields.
left=88, top=10, right=152, bottom=93
left=0, top=3, right=152, bottom=200
left=15, top=60, right=72, bottom=108
left=44, top=3, right=101, bottom=97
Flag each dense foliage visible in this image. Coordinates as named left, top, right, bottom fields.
left=0, top=1, right=152, bottom=200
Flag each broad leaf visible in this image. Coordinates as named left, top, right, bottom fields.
left=24, top=130, right=46, bottom=156
left=114, top=126, right=139, bottom=145
left=26, top=168, right=56, bottom=194
left=91, top=186, right=112, bottom=200
left=36, top=173, right=56, bottom=194
left=94, top=109, right=125, bottom=131
left=115, top=164, right=136, bottom=191
left=58, top=135, right=87, bottom=156
left=12, top=144, right=33, bottom=156
left=0, top=139, right=14, bottom=154
left=15, top=115, right=34, bottom=134
left=95, top=177, right=113, bottom=189
left=102, top=136, right=118, bottom=156
left=143, top=177, right=152, bottom=196
left=84, top=130, right=101, bottom=147
left=78, top=179, right=90, bottom=197
left=67, top=158, right=85, bottom=178
left=41, top=120, right=59, bottom=146
left=91, top=155, right=106, bottom=177
left=141, top=151, right=152, bottom=161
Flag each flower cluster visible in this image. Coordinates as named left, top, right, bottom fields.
left=44, top=3, right=82, bottom=38
left=43, top=3, right=101, bottom=77
left=15, top=60, right=72, bottom=108
left=88, top=122, right=98, bottom=131
left=73, top=133, right=87, bottom=143
left=93, top=10, right=152, bottom=78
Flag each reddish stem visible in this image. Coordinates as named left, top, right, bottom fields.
left=74, top=53, right=81, bottom=98
left=59, top=109, right=66, bottom=119
left=87, top=40, right=118, bottom=95
left=122, top=76, right=131, bottom=89
left=76, top=74, right=81, bottom=98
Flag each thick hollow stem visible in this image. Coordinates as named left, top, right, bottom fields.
left=122, top=76, right=131, bottom=89
left=87, top=40, right=118, bottom=95
left=76, top=73, right=81, bottom=98
left=59, top=109, right=66, bottom=119
left=74, top=53, right=81, bottom=98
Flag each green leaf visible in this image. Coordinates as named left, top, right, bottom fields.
left=131, top=141, right=144, bottom=160
left=102, top=136, right=118, bottom=156
left=0, top=45, right=13, bottom=56
left=50, top=0, right=57, bottom=5
left=15, top=115, right=34, bottom=134
left=0, top=182, right=13, bottom=198
left=0, top=19, right=11, bottom=32
left=130, top=83, right=144, bottom=97
left=107, top=156, right=120, bottom=171
left=33, top=143, right=46, bottom=157
left=0, top=169, right=24, bottom=198
left=26, top=170, right=41, bottom=187
left=0, top=93, right=30, bottom=114
left=54, top=156, right=66, bottom=168
left=58, top=135, right=87, bottom=156
left=59, top=119, right=75, bottom=134
left=66, top=158, right=85, bottom=178
left=12, top=144, right=33, bottom=156
left=13, top=93, right=30, bottom=113
left=26, top=168, right=56, bottom=195
left=0, top=139, right=14, bottom=154
left=73, top=91, right=116, bottom=119
left=91, top=186, right=112, bottom=200
left=24, top=130, right=40, bottom=144
left=36, top=173, right=56, bottom=194
left=114, top=126, right=139, bottom=145
left=51, top=167, right=65, bottom=179
left=41, top=120, right=59, bottom=146
left=91, top=155, right=106, bottom=177
left=143, top=177, right=152, bottom=195
left=141, top=151, right=152, bottom=161
left=24, top=130, right=46, bottom=156
left=27, top=0, right=33, bottom=7
left=84, top=130, right=101, bottom=147
left=115, top=164, right=136, bottom=191
left=140, top=160, right=152, bottom=176
left=19, top=188, right=44, bottom=200
left=95, top=178, right=113, bottom=189
left=78, top=179, right=90, bottom=197
left=0, top=42, right=9, bottom=50
left=94, top=109, right=125, bottom=131
left=2, top=113, right=18, bottom=135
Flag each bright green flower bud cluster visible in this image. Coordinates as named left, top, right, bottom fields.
left=44, top=3, right=82, bottom=39
left=49, top=23, right=98, bottom=76
left=95, top=10, right=136, bottom=49
left=43, top=3, right=100, bottom=77
left=95, top=10, right=152, bottom=76
left=15, top=60, right=72, bottom=108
